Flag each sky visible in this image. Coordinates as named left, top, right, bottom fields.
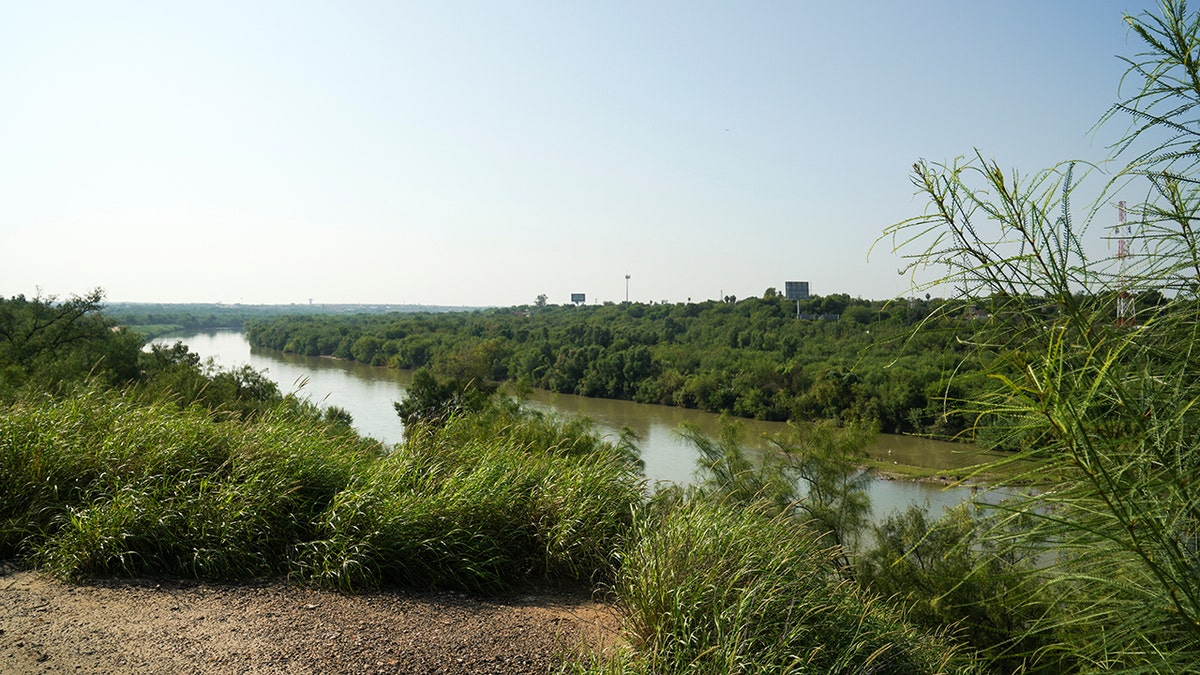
left=0, top=1, right=1163, bottom=307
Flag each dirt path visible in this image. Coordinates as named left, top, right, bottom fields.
left=0, top=567, right=620, bottom=674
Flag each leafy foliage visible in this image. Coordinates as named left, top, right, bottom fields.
left=598, top=498, right=971, bottom=674
left=1, top=388, right=379, bottom=568
left=683, top=418, right=875, bottom=567
left=392, top=367, right=496, bottom=433
left=247, top=296, right=988, bottom=438
left=881, top=1, right=1200, bottom=670
left=2, top=388, right=642, bottom=593
left=859, top=505, right=1054, bottom=673
left=0, top=290, right=142, bottom=398
left=298, top=401, right=642, bottom=592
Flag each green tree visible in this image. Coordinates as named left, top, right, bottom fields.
left=349, top=335, right=384, bottom=365
left=859, top=504, right=1056, bottom=673
left=393, top=367, right=496, bottom=434
left=769, top=421, right=874, bottom=562
left=0, top=289, right=141, bottom=395
left=683, top=418, right=874, bottom=571
left=842, top=304, right=874, bottom=324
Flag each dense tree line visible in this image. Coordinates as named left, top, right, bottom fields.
left=0, top=291, right=344, bottom=422
left=105, top=301, right=476, bottom=339
left=246, top=293, right=999, bottom=438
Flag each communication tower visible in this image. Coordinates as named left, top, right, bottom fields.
left=1115, top=201, right=1135, bottom=326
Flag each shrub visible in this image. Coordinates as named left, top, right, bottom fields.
left=296, top=402, right=643, bottom=593
left=599, top=498, right=971, bottom=674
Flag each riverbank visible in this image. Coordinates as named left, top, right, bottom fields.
left=0, top=565, right=618, bottom=674
left=157, top=331, right=995, bottom=495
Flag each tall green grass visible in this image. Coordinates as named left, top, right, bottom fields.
left=1, top=388, right=380, bottom=577
left=0, top=390, right=642, bottom=593
left=586, top=496, right=972, bottom=674
left=296, top=402, right=643, bottom=592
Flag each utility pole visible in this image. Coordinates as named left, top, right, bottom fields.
left=1116, top=200, right=1135, bottom=326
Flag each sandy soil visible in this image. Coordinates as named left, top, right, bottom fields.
left=0, top=566, right=620, bottom=674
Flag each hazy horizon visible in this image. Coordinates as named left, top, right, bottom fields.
left=3, top=1, right=1155, bottom=307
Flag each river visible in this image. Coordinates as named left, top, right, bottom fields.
left=154, top=331, right=998, bottom=522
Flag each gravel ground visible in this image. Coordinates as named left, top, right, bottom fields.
left=0, top=566, right=620, bottom=674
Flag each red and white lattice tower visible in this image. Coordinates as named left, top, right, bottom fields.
left=1116, top=200, right=1135, bottom=325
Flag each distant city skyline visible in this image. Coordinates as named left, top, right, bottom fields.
left=2, top=1, right=1158, bottom=306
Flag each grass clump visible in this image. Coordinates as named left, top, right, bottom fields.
left=1, top=387, right=382, bottom=578
left=1, top=387, right=643, bottom=594
left=588, top=496, right=970, bottom=674
left=297, top=402, right=643, bottom=593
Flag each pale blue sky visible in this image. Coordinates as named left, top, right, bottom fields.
left=1, top=1, right=1158, bottom=306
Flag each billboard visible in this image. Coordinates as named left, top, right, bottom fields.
left=784, top=281, right=810, bottom=300
left=571, top=293, right=586, bottom=304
